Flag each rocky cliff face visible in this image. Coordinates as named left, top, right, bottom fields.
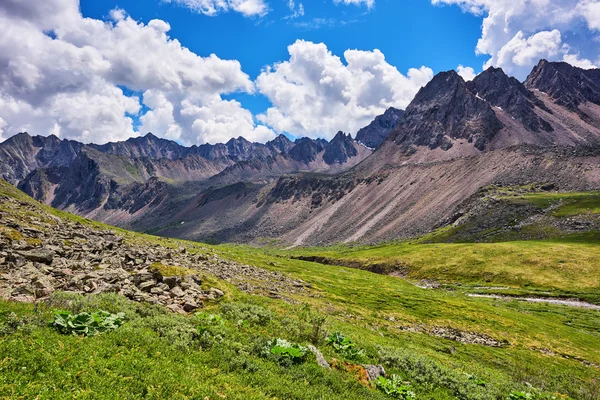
left=525, top=60, right=600, bottom=115
left=467, top=67, right=553, bottom=133
left=355, top=107, right=404, bottom=149
left=0, top=133, right=83, bottom=184
left=323, top=132, right=358, bottom=164
left=389, top=71, right=503, bottom=151
left=288, top=137, right=328, bottom=163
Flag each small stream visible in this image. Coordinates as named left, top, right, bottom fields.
left=468, top=294, right=600, bottom=310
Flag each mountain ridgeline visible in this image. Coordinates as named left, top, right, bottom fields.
left=2, top=59, right=600, bottom=245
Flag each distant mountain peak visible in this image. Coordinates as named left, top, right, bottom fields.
left=355, top=107, right=405, bottom=149
left=525, top=60, right=600, bottom=113
left=468, top=65, right=553, bottom=133
left=323, top=131, right=358, bottom=164
left=266, top=134, right=294, bottom=154
left=289, top=137, right=328, bottom=164
left=389, top=69, right=502, bottom=151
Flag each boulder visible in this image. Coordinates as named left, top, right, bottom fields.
left=308, top=345, right=330, bottom=369
left=138, top=280, right=157, bottom=292
left=18, top=249, right=54, bottom=264
left=183, top=299, right=199, bottom=312
left=363, top=365, right=386, bottom=381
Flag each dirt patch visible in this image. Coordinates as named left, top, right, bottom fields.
left=291, top=255, right=409, bottom=276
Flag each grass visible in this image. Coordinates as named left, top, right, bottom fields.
left=149, top=262, right=196, bottom=278
left=496, top=191, right=600, bottom=217
left=1, top=179, right=600, bottom=398
left=280, top=240, right=600, bottom=302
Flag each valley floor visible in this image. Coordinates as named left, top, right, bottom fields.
left=1, top=179, right=599, bottom=399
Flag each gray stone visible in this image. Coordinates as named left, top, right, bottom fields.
left=170, top=286, right=185, bottom=298
left=162, top=276, right=180, bottom=289
left=18, top=249, right=54, bottom=264
left=33, top=276, right=54, bottom=297
left=150, top=287, right=164, bottom=295
left=138, top=280, right=156, bottom=292
left=363, top=365, right=386, bottom=381
left=183, top=299, right=199, bottom=312
left=308, top=345, right=330, bottom=369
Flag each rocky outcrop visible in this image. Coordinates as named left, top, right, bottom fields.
left=0, top=133, right=83, bottom=184
left=0, top=187, right=309, bottom=312
left=389, top=71, right=503, bottom=151
left=467, top=67, right=553, bottom=133
left=525, top=60, right=600, bottom=113
left=355, top=107, right=404, bottom=149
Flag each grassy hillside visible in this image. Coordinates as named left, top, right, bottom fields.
left=1, top=180, right=600, bottom=399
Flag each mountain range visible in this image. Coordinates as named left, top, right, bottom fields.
left=2, top=59, right=600, bottom=245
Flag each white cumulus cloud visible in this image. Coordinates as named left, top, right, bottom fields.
left=256, top=40, right=433, bottom=139
left=0, top=0, right=274, bottom=145
left=432, top=0, right=600, bottom=79
left=456, top=65, right=476, bottom=81
left=162, top=0, right=269, bottom=17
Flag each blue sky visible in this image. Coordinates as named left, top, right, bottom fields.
left=1, top=0, right=599, bottom=145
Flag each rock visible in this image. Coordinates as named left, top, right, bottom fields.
left=170, top=286, right=185, bottom=298
left=32, top=276, right=54, bottom=298
left=363, top=365, right=386, bottom=381
left=308, top=345, right=330, bottom=369
left=162, top=276, right=180, bottom=289
left=183, top=299, right=199, bottom=312
left=209, top=288, right=225, bottom=297
left=355, top=107, right=404, bottom=149
left=166, top=304, right=186, bottom=315
left=150, top=287, right=164, bottom=295
left=18, top=249, right=54, bottom=264
left=138, top=280, right=157, bottom=292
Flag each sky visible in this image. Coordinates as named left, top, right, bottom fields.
left=0, top=0, right=599, bottom=146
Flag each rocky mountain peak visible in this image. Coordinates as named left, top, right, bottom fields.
left=525, top=60, right=600, bottom=113
left=323, top=131, right=358, bottom=164
left=355, top=107, right=405, bottom=149
left=266, top=134, right=295, bottom=154
left=289, top=137, right=327, bottom=164
left=467, top=66, right=553, bottom=133
left=90, top=133, right=185, bottom=161
left=389, top=69, right=502, bottom=151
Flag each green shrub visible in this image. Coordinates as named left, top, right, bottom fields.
left=378, top=346, right=508, bottom=399
left=195, top=312, right=227, bottom=348
left=466, top=374, right=487, bottom=387
left=221, top=302, right=272, bottom=326
left=0, top=311, right=38, bottom=335
left=375, top=375, right=416, bottom=399
left=265, top=338, right=308, bottom=366
left=50, top=310, right=125, bottom=336
left=142, top=314, right=199, bottom=350
left=326, top=332, right=365, bottom=360
left=508, top=389, right=571, bottom=400
left=297, top=303, right=327, bottom=344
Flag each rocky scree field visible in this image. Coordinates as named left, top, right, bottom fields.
left=0, top=179, right=600, bottom=399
